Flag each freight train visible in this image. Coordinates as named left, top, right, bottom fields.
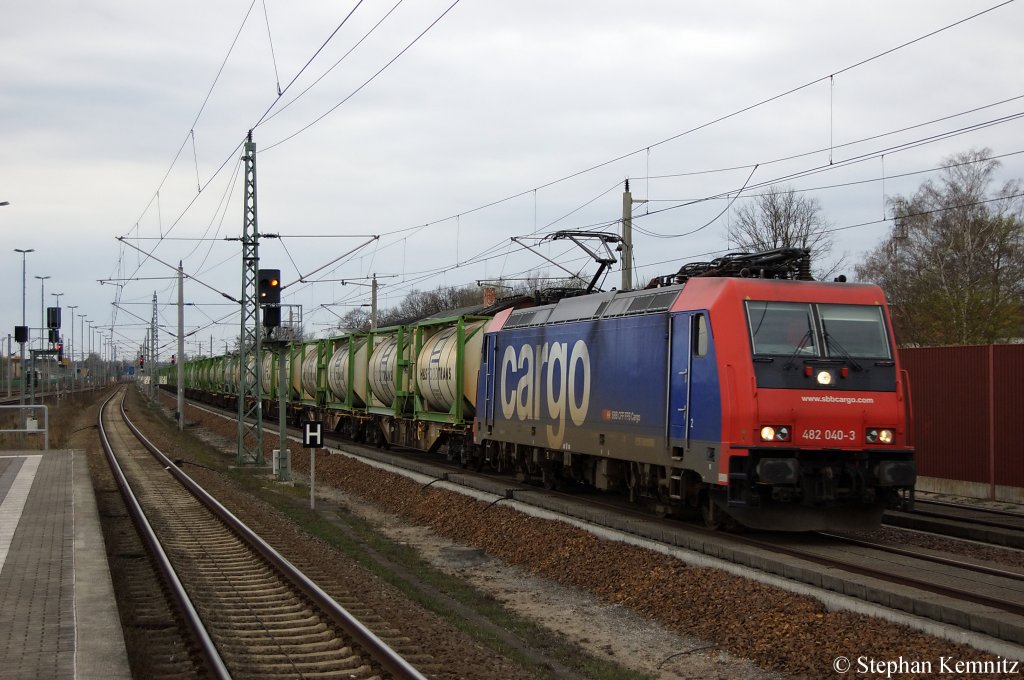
left=162, top=249, right=915, bottom=531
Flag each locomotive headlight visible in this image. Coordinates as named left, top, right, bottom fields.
left=866, top=428, right=895, bottom=444
left=760, top=425, right=792, bottom=442
left=816, top=370, right=833, bottom=386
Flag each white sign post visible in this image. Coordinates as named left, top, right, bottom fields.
left=302, top=421, right=324, bottom=510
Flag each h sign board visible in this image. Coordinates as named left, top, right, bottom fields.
left=302, top=421, right=324, bottom=448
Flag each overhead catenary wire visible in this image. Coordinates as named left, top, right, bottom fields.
left=629, top=191, right=1024, bottom=282
left=262, top=0, right=463, bottom=151
left=114, top=1, right=1019, bottom=347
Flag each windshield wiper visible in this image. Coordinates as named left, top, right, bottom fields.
left=783, top=330, right=814, bottom=370
left=824, top=333, right=863, bottom=372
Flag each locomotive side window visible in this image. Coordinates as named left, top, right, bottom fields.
left=819, top=304, right=891, bottom=359
left=692, top=314, right=708, bottom=357
left=746, top=302, right=818, bottom=356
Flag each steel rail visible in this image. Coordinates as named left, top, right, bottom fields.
left=118, top=390, right=426, bottom=680
left=97, top=390, right=231, bottom=680
left=913, top=498, right=1024, bottom=520
left=818, top=532, right=1024, bottom=581
left=735, top=533, right=1024, bottom=618
left=897, top=507, right=1024, bottom=533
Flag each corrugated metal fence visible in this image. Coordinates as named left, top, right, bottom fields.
left=901, top=345, right=1024, bottom=499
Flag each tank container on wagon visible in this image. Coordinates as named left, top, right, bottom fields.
left=195, top=358, right=208, bottom=391
left=210, top=356, right=227, bottom=393
left=294, top=340, right=323, bottom=405
left=197, top=358, right=213, bottom=391
left=414, top=316, right=487, bottom=423
left=260, top=350, right=278, bottom=398
left=325, top=334, right=369, bottom=409
left=367, top=326, right=414, bottom=415
left=226, top=355, right=241, bottom=395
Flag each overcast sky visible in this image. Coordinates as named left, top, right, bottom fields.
left=2, top=0, right=1021, bottom=360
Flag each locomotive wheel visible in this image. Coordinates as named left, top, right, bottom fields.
left=701, top=492, right=738, bottom=531
left=701, top=497, right=723, bottom=530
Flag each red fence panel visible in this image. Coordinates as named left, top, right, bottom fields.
left=901, top=346, right=989, bottom=484
left=901, top=345, right=1024, bottom=496
left=993, top=345, right=1024, bottom=489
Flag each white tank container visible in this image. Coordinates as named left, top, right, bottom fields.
left=368, top=334, right=408, bottom=407
left=326, top=337, right=369, bottom=406
left=416, top=321, right=485, bottom=413
left=260, top=351, right=276, bottom=394
left=300, top=345, right=319, bottom=400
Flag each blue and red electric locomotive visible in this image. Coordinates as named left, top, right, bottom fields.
left=170, top=248, right=915, bottom=531
left=474, top=249, right=915, bottom=530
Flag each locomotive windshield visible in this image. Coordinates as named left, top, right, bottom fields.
left=746, top=302, right=818, bottom=356
left=819, top=304, right=891, bottom=359
left=746, top=301, right=891, bottom=359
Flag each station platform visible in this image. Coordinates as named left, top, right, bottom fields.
left=0, top=450, right=130, bottom=679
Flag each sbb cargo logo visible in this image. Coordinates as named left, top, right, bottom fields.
left=499, top=340, right=591, bottom=449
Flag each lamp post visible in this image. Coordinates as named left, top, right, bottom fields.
left=14, top=247, right=33, bottom=439
left=86, top=320, right=93, bottom=383
left=67, top=305, right=77, bottom=391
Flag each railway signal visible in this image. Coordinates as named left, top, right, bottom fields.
left=258, top=268, right=281, bottom=327
left=258, top=269, right=281, bottom=304
left=139, top=354, right=144, bottom=369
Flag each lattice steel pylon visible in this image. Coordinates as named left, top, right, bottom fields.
left=237, top=130, right=264, bottom=465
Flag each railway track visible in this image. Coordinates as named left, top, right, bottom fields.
left=752, top=532, right=1024, bottom=616
left=885, top=498, right=1024, bottom=549
left=98, top=388, right=427, bottom=679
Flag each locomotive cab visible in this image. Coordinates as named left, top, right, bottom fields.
left=706, top=280, right=916, bottom=531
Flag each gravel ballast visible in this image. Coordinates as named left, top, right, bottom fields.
left=174, top=395, right=1016, bottom=678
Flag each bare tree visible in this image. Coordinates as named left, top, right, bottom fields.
left=729, top=184, right=842, bottom=279
left=856, top=148, right=1024, bottom=345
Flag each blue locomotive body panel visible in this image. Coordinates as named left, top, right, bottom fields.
left=477, top=311, right=721, bottom=465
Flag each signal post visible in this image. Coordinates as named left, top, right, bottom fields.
left=259, top=268, right=290, bottom=481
